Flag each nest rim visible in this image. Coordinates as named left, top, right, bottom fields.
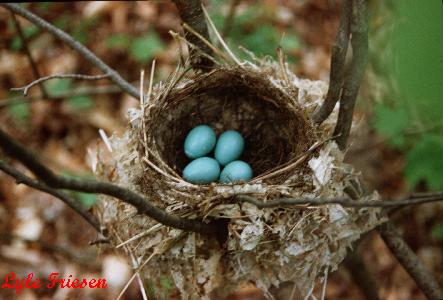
left=139, top=67, right=317, bottom=189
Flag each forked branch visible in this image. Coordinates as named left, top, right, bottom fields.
left=333, top=0, right=369, bottom=149
left=313, top=0, right=352, bottom=124
left=312, top=0, right=368, bottom=151
left=172, top=0, right=214, bottom=70
left=11, top=73, right=110, bottom=96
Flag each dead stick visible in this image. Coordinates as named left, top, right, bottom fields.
left=379, top=222, right=443, bottom=300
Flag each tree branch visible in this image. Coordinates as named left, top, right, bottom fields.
left=235, top=192, right=443, bottom=209
left=172, top=0, right=214, bottom=71
left=333, top=0, right=369, bottom=149
left=0, top=128, right=218, bottom=236
left=0, top=3, right=139, bottom=99
left=0, top=84, right=128, bottom=109
left=11, top=12, right=49, bottom=99
left=0, top=160, right=101, bottom=233
left=313, top=0, right=352, bottom=124
left=11, top=73, right=110, bottom=96
left=378, top=221, right=443, bottom=300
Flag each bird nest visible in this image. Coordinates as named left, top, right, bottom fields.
left=93, top=58, right=384, bottom=299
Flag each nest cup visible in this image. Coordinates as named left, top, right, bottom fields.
left=150, top=68, right=314, bottom=184
left=96, top=63, right=383, bottom=299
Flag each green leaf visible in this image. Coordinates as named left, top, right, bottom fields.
left=72, top=27, right=88, bottom=45
left=234, top=5, right=261, bottom=27
left=242, top=25, right=279, bottom=57
left=160, top=277, right=173, bottom=291
left=73, top=192, right=97, bottom=209
left=44, top=78, right=72, bottom=95
left=404, top=134, right=443, bottom=190
left=130, top=32, right=165, bottom=63
left=68, top=95, right=94, bottom=110
left=10, top=25, right=39, bottom=51
left=70, top=17, right=99, bottom=44
left=391, top=1, right=443, bottom=127
left=431, top=223, right=443, bottom=241
left=37, top=2, right=52, bottom=11
left=10, top=37, right=22, bottom=51
left=280, top=33, right=299, bottom=50
left=106, top=34, right=132, bottom=50
left=373, top=104, right=409, bottom=148
left=61, top=172, right=97, bottom=209
left=54, top=15, right=70, bottom=31
left=8, top=103, right=30, bottom=123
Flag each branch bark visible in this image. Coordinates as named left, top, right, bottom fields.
left=379, top=222, right=443, bottom=300
left=313, top=0, right=352, bottom=124
left=312, top=0, right=368, bottom=150
left=0, top=3, right=140, bottom=99
left=11, top=73, right=110, bottom=96
left=333, top=0, right=369, bottom=149
left=0, top=160, right=101, bottom=233
left=235, top=193, right=443, bottom=208
left=172, top=0, right=214, bottom=71
left=1, top=84, right=127, bottom=109
left=0, top=128, right=219, bottom=236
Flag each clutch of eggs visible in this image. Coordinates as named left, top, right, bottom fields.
left=182, top=125, right=253, bottom=184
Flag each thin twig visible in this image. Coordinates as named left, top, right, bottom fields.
left=116, top=252, right=156, bottom=300
left=201, top=5, right=242, bottom=66
left=0, top=84, right=129, bottom=108
left=11, top=73, right=110, bottom=96
left=0, top=160, right=101, bottom=232
left=169, top=30, right=221, bottom=67
left=333, top=0, right=369, bottom=149
left=378, top=221, right=443, bottom=300
left=11, top=12, right=49, bottom=98
left=1, top=3, right=140, bottom=99
left=277, top=47, right=290, bottom=85
left=172, top=0, right=214, bottom=70
left=0, top=128, right=219, bottom=235
left=235, top=193, right=443, bottom=208
left=182, top=23, right=231, bottom=63
left=313, top=0, right=352, bottom=124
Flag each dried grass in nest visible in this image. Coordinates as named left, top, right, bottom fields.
left=94, top=57, right=385, bottom=299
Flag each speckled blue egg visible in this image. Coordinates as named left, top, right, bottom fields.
left=219, top=160, right=253, bottom=183
left=183, top=157, right=220, bottom=184
left=214, top=130, right=245, bottom=166
left=184, top=125, right=216, bottom=159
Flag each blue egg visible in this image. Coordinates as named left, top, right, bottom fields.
left=219, top=160, right=253, bottom=183
left=183, top=157, right=220, bottom=184
left=184, top=125, right=216, bottom=159
left=214, top=130, right=245, bottom=166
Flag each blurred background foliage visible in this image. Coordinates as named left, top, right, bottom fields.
left=0, top=1, right=442, bottom=299
left=372, top=0, right=443, bottom=191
